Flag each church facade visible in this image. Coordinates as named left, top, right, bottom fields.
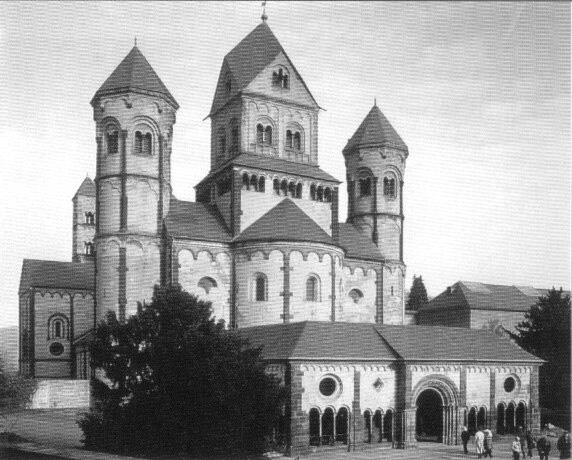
left=19, top=17, right=542, bottom=455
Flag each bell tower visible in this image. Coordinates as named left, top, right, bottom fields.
left=91, top=45, right=178, bottom=322
left=343, top=103, right=408, bottom=324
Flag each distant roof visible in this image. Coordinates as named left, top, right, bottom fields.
left=422, top=281, right=570, bottom=313
left=165, top=197, right=232, bottom=242
left=237, top=321, right=542, bottom=363
left=343, top=105, right=408, bottom=154
left=235, top=199, right=334, bottom=245
left=375, top=324, right=543, bottom=363
left=73, top=177, right=95, bottom=198
left=19, top=259, right=94, bottom=294
left=196, top=153, right=340, bottom=188
left=338, top=223, right=384, bottom=261
left=209, top=22, right=319, bottom=116
left=92, top=46, right=178, bottom=109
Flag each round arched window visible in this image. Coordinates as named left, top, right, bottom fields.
left=504, top=377, right=516, bottom=393
left=319, top=376, right=338, bottom=397
left=49, top=342, right=64, bottom=356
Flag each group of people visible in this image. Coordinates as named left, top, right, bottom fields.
left=460, top=426, right=571, bottom=460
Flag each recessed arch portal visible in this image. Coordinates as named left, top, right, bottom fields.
left=416, top=389, right=443, bottom=442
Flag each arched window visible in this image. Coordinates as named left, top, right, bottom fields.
left=84, top=242, right=94, bottom=256
left=306, top=276, right=319, bottom=302
left=293, top=132, right=301, bottom=150
left=85, top=212, right=95, bottom=225
left=273, top=179, right=280, bottom=195
left=254, top=273, right=268, bottom=301
left=359, top=177, right=372, bottom=197
left=47, top=314, right=69, bottom=340
left=134, top=131, right=143, bottom=154
left=143, top=133, right=152, bottom=155
left=272, top=67, right=289, bottom=89
left=286, top=130, right=293, bottom=148
left=256, top=124, right=264, bottom=144
left=106, top=127, right=118, bottom=155
left=324, top=188, right=332, bottom=203
left=242, top=173, right=250, bottom=191
left=250, top=175, right=259, bottom=192
left=280, top=179, right=288, bottom=196
left=317, top=186, right=324, bottom=202
left=383, top=176, right=396, bottom=198
left=258, top=176, right=265, bottom=193
left=264, top=126, right=273, bottom=145
left=198, top=277, right=217, bottom=294
left=296, top=183, right=302, bottom=199
left=218, top=129, right=226, bottom=157
left=288, top=182, right=296, bottom=198
left=310, top=184, right=317, bottom=200
left=348, top=289, right=363, bottom=303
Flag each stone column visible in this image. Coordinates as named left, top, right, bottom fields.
left=489, top=369, right=497, bottom=432
left=352, top=370, right=363, bottom=445
left=286, top=364, right=309, bottom=457
left=280, top=252, right=293, bottom=323
left=530, top=366, right=541, bottom=431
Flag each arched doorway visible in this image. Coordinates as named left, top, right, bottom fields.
left=497, top=403, right=506, bottom=435
left=322, top=408, right=334, bottom=445
left=373, top=410, right=383, bottom=442
left=516, top=402, right=526, bottom=430
left=309, top=408, right=320, bottom=446
left=416, top=389, right=443, bottom=442
left=383, top=410, right=393, bottom=442
left=335, top=407, right=349, bottom=444
left=506, top=403, right=515, bottom=434
left=363, top=411, right=372, bottom=443
left=477, top=407, right=487, bottom=430
left=468, top=407, right=477, bottom=434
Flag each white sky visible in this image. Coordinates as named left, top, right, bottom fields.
left=0, top=2, right=570, bottom=327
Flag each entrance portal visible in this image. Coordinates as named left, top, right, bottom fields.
left=416, top=389, right=443, bottom=442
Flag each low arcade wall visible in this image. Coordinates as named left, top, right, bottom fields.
left=29, top=379, right=90, bottom=409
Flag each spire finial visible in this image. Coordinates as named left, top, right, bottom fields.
left=374, top=97, right=377, bottom=107
left=134, top=37, right=137, bottom=47
left=261, top=1, right=268, bottom=22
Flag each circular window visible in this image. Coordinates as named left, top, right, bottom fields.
left=319, top=377, right=338, bottom=397
left=504, top=377, right=516, bottom=393
left=49, top=342, right=64, bottom=356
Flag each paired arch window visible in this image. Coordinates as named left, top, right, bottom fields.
left=242, top=173, right=265, bottom=193
left=273, top=179, right=302, bottom=198
left=254, top=273, right=268, bottom=302
left=359, top=177, right=372, bottom=197
left=310, top=184, right=333, bottom=202
left=105, top=126, right=119, bottom=155
left=286, top=129, right=302, bottom=151
left=348, top=289, right=364, bottom=304
left=306, top=276, right=320, bottom=302
left=85, top=212, right=95, bottom=225
left=134, top=131, right=152, bottom=155
left=272, top=67, right=289, bottom=89
left=256, top=124, right=273, bottom=145
left=84, top=242, right=94, bottom=256
left=47, top=314, right=69, bottom=340
left=198, top=277, right=217, bottom=294
left=383, top=176, right=396, bottom=198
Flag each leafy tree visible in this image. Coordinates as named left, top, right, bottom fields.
left=0, top=357, right=36, bottom=414
left=509, top=288, right=570, bottom=427
left=406, top=275, right=429, bottom=311
left=78, top=284, right=285, bottom=456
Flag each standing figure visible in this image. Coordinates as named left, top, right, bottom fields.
left=513, top=436, right=523, bottom=460
left=483, top=428, right=493, bottom=458
left=475, top=428, right=485, bottom=459
left=461, top=426, right=470, bottom=454
left=526, top=430, right=537, bottom=458
left=557, top=432, right=571, bottom=459
left=537, top=432, right=551, bottom=460
left=518, top=427, right=528, bottom=459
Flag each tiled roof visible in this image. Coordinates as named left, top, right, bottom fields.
left=375, top=324, right=543, bottom=363
left=19, top=259, right=94, bottom=294
left=73, top=177, right=95, bottom=198
left=238, top=321, right=398, bottom=361
left=422, top=281, right=570, bottom=313
left=343, top=105, right=408, bottom=154
left=92, top=46, right=178, bottom=109
left=196, top=153, right=340, bottom=188
left=235, top=199, right=333, bottom=245
left=165, top=197, right=232, bottom=242
left=338, top=223, right=384, bottom=261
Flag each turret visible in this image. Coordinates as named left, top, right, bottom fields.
left=91, top=45, right=178, bottom=322
left=72, top=176, right=96, bottom=263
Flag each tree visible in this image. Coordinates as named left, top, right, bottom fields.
left=406, top=275, right=429, bottom=311
left=0, top=358, right=36, bottom=414
left=78, top=284, right=285, bottom=456
left=509, top=288, right=570, bottom=428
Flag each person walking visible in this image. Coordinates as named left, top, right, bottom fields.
left=557, top=432, right=571, bottom=459
left=475, top=428, right=485, bottom=459
left=483, top=428, right=494, bottom=458
left=518, top=427, right=528, bottom=459
left=526, top=430, right=537, bottom=458
left=461, top=426, right=470, bottom=454
left=537, top=432, right=551, bottom=460
left=513, top=436, right=523, bottom=460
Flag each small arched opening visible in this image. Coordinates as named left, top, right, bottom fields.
left=515, top=402, right=526, bottom=431
left=373, top=410, right=383, bottom=443
left=250, top=175, right=258, bottom=192
left=416, top=388, right=443, bottom=442
left=506, top=402, right=516, bottom=434
left=468, top=407, right=477, bottom=434
left=383, top=410, right=393, bottom=442
left=321, top=407, right=334, bottom=445
left=258, top=176, right=265, bottom=192
left=309, top=408, right=320, bottom=446
left=477, top=407, right=487, bottom=431
left=335, top=407, right=349, bottom=444
left=496, top=403, right=506, bottom=435
left=363, top=411, right=372, bottom=443
left=296, top=183, right=302, bottom=199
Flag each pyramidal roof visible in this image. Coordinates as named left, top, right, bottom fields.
left=73, top=176, right=95, bottom=198
left=343, top=105, right=408, bottom=154
left=91, top=46, right=178, bottom=109
left=209, top=21, right=319, bottom=116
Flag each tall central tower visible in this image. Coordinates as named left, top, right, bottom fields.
left=91, top=46, right=178, bottom=322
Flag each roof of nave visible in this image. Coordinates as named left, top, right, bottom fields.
left=343, top=104, right=408, bottom=154
left=375, top=324, right=544, bottom=363
left=235, top=199, right=333, bottom=245
left=91, top=46, right=178, bottom=109
left=165, top=197, right=232, bottom=242
left=238, top=321, right=543, bottom=363
left=209, top=21, right=319, bottom=116
left=338, top=223, right=384, bottom=261
left=19, top=259, right=94, bottom=294
left=73, top=176, right=95, bottom=198
left=196, top=153, right=340, bottom=189
left=421, top=281, right=570, bottom=313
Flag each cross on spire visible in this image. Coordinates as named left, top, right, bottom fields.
left=261, top=1, right=268, bottom=22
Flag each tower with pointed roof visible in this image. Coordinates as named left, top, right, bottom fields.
left=343, top=104, right=409, bottom=324
left=91, top=45, right=178, bottom=322
left=72, top=176, right=96, bottom=263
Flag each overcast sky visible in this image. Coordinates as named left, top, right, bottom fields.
left=0, top=2, right=570, bottom=327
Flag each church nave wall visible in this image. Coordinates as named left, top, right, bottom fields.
left=339, top=265, right=377, bottom=323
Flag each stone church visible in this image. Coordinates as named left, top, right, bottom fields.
left=19, top=16, right=542, bottom=455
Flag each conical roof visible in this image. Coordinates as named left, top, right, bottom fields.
left=73, top=176, right=95, bottom=198
left=343, top=105, right=408, bottom=154
left=91, top=46, right=178, bottom=109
